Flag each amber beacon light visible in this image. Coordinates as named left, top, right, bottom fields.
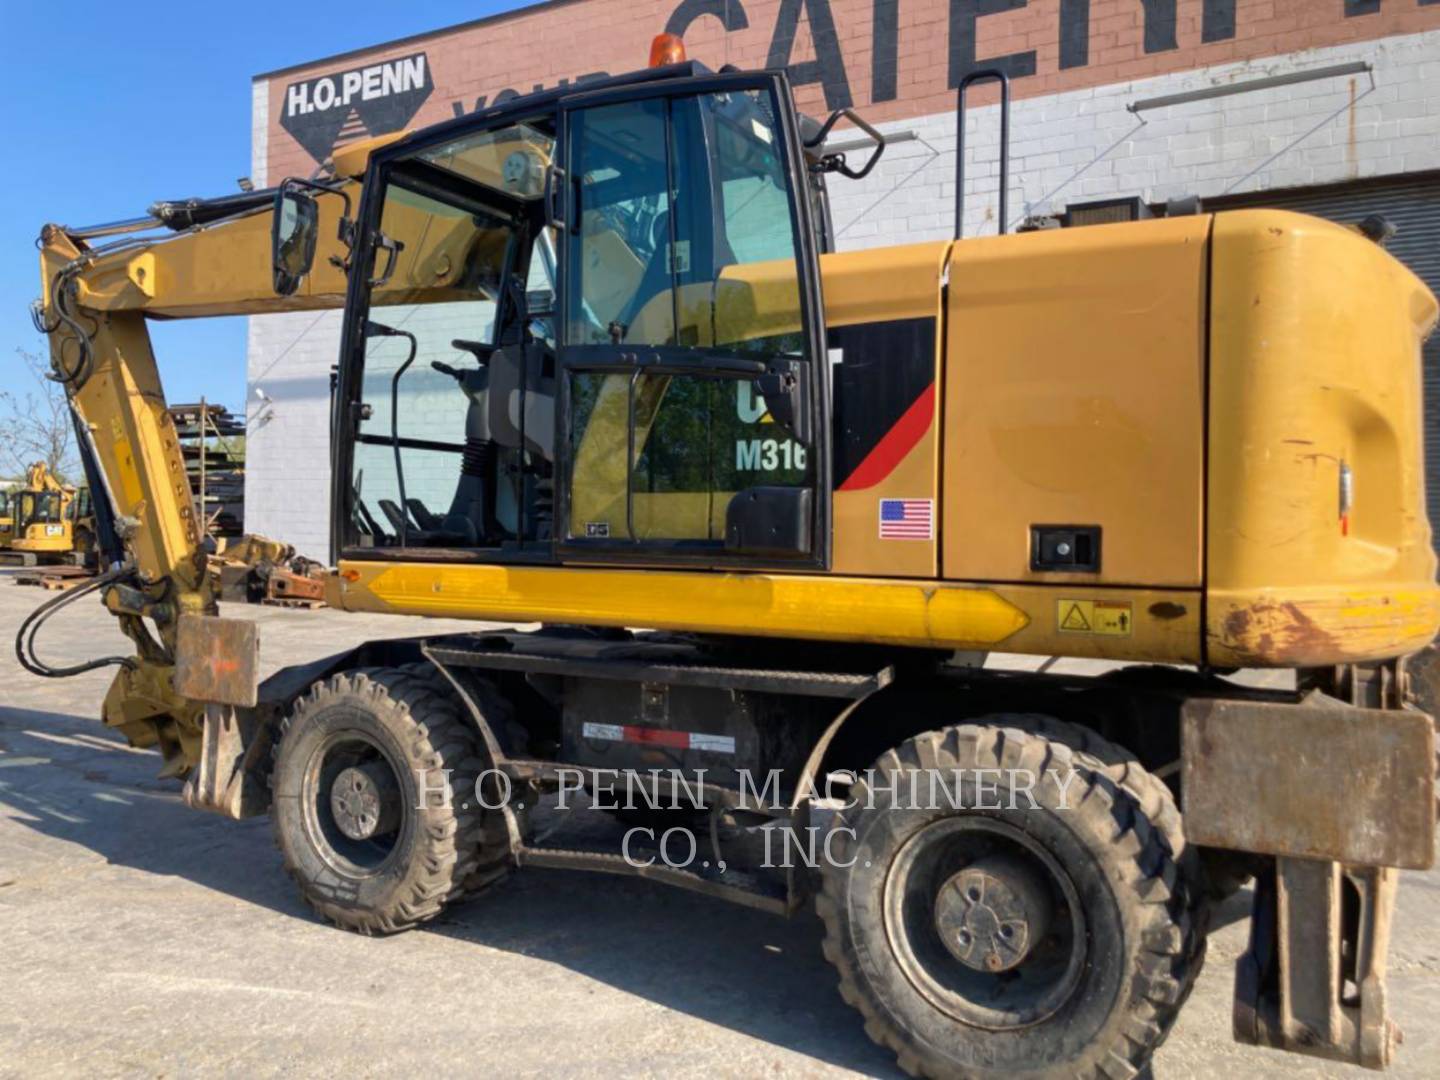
left=649, top=33, right=687, bottom=67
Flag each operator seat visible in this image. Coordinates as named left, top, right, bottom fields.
left=488, top=344, right=556, bottom=460
left=613, top=210, right=739, bottom=343
left=432, top=342, right=556, bottom=547
left=614, top=211, right=676, bottom=340
left=489, top=343, right=557, bottom=542
left=437, top=356, right=494, bottom=546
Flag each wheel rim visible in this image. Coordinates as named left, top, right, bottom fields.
left=883, top=817, right=1086, bottom=1030
left=301, top=729, right=407, bottom=875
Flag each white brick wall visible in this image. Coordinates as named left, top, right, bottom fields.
left=828, top=28, right=1440, bottom=246
left=245, top=310, right=339, bottom=560
left=247, top=28, right=1440, bottom=554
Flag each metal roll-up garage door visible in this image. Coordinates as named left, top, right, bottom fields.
left=1213, top=172, right=1440, bottom=555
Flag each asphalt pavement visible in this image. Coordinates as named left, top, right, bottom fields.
left=2, top=573, right=1437, bottom=1078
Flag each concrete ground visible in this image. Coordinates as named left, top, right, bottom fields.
left=1, top=572, right=1437, bottom=1079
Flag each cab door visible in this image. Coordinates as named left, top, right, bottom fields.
left=556, top=74, right=830, bottom=569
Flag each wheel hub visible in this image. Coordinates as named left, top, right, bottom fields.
left=330, top=762, right=400, bottom=841
left=934, top=853, right=1054, bottom=973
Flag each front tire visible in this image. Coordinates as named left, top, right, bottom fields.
left=270, top=667, right=490, bottom=935
left=818, top=722, right=1197, bottom=1079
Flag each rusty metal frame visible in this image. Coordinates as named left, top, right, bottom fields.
left=181, top=703, right=275, bottom=818
left=1181, top=695, right=1435, bottom=869
left=172, top=613, right=260, bottom=707
left=1236, top=857, right=1399, bottom=1069
left=1189, top=658, right=1432, bottom=1070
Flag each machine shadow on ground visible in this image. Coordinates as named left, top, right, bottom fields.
left=2, top=698, right=1253, bottom=1078
left=1, top=706, right=908, bottom=1075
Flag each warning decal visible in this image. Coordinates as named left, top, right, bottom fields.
left=1057, top=599, right=1133, bottom=637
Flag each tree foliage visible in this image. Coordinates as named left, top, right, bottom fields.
left=1, top=347, right=78, bottom=484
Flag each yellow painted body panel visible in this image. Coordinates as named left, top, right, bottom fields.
left=833, top=422, right=939, bottom=578
left=335, top=561, right=1202, bottom=663
left=11, top=522, right=74, bottom=553
left=336, top=561, right=1036, bottom=650
left=827, top=243, right=948, bottom=579
left=12, top=536, right=71, bottom=553
left=40, top=169, right=1440, bottom=674
left=1206, top=211, right=1440, bottom=666
left=67, top=187, right=355, bottom=318
left=942, top=216, right=1208, bottom=589
left=821, top=242, right=951, bottom=325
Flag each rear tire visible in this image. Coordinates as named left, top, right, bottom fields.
left=1405, top=642, right=1440, bottom=818
left=1000, top=713, right=1219, bottom=922
left=1406, top=642, right=1440, bottom=717
left=270, top=667, right=492, bottom=934
left=818, top=722, right=1198, bottom=1079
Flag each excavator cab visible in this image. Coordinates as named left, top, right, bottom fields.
left=11, top=489, right=70, bottom=552
left=279, top=66, right=834, bottom=569
left=6, top=463, right=74, bottom=560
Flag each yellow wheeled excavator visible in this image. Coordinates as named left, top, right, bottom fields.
left=27, top=34, right=1440, bottom=1078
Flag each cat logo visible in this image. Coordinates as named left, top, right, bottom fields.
left=736, top=381, right=772, bottom=425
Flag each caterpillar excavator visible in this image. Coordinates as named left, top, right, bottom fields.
left=2, top=461, right=76, bottom=565
left=28, top=34, right=1440, bottom=1078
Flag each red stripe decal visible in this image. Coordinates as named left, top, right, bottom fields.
left=623, top=725, right=689, bottom=749
left=838, top=382, right=937, bottom=492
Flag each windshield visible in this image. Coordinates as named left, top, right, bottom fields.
left=565, top=88, right=803, bottom=355
left=417, top=123, right=555, bottom=201
left=19, top=491, right=63, bottom=526
left=369, top=183, right=512, bottom=309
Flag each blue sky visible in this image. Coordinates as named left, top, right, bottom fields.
left=0, top=2, right=524, bottom=411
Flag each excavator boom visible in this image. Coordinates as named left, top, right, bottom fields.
left=35, top=183, right=357, bottom=767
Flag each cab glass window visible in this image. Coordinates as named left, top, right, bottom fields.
left=351, top=183, right=510, bottom=546
left=565, top=89, right=804, bottom=356
left=344, top=111, right=564, bottom=555
left=563, top=86, right=814, bottom=549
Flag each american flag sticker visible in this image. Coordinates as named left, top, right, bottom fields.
left=879, top=498, right=934, bottom=540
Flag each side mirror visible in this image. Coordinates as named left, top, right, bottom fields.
left=804, top=108, right=887, bottom=182
left=272, top=184, right=319, bottom=296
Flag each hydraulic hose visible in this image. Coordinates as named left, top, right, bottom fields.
left=42, top=269, right=97, bottom=388
left=15, top=566, right=138, bottom=679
